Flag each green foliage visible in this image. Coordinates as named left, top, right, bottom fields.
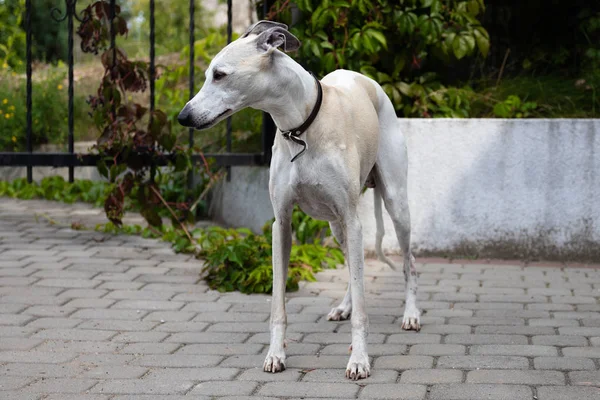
left=270, top=0, right=489, bottom=117
left=493, top=95, right=537, bottom=118
left=77, top=1, right=214, bottom=228
left=0, top=65, right=90, bottom=151
left=263, top=206, right=333, bottom=245
left=198, top=226, right=344, bottom=294
left=0, top=0, right=25, bottom=69
left=30, top=0, right=70, bottom=63
left=0, top=176, right=113, bottom=206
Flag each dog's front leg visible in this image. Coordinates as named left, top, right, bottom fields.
left=344, top=216, right=370, bottom=380
left=263, top=214, right=292, bottom=373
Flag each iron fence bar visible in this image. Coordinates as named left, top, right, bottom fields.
left=225, top=0, right=233, bottom=181
left=109, top=0, right=116, bottom=127
left=25, top=0, right=33, bottom=183
left=148, top=0, right=157, bottom=182
left=149, top=0, right=155, bottom=115
left=187, top=0, right=195, bottom=189
left=67, top=0, right=75, bottom=182
left=0, top=153, right=263, bottom=167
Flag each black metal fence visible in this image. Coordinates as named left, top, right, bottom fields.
left=0, top=0, right=276, bottom=183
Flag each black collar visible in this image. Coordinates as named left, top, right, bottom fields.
left=280, top=72, right=323, bottom=162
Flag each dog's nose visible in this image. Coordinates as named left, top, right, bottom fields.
left=177, top=108, right=192, bottom=127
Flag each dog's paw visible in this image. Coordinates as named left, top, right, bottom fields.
left=401, top=306, right=421, bottom=331
left=345, top=353, right=370, bottom=380
left=326, top=305, right=351, bottom=321
left=263, top=350, right=286, bottom=373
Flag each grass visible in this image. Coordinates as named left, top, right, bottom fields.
left=470, top=67, right=600, bottom=118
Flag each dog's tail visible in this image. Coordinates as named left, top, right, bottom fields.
left=374, top=187, right=399, bottom=270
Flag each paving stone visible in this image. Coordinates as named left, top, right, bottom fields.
left=75, top=353, right=136, bottom=366
left=373, top=356, right=434, bottom=370
left=302, top=333, right=386, bottom=344
left=120, top=342, right=181, bottom=354
left=0, top=351, right=77, bottom=363
left=474, top=325, right=555, bottom=335
left=428, top=384, right=532, bottom=400
left=0, top=362, right=86, bottom=378
left=35, top=278, right=99, bottom=288
left=534, top=356, right=597, bottom=370
left=409, top=344, right=466, bottom=356
left=112, top=331, right=170, bottom=343
left=0, top=326, right=38, bottom=337
left=0, top=337, right=43, bottom=351
left=562, top=346, right=600, bottom=357
left=536, top=386, right=600, bottom=400
left=466, top=369, right=565, bottom=385
left=91, top=379, right=195, bottom=395
left=35, top=339, right=122, bottom=353
left=359, top=383, right=426, bottom=399
left=532, top=335, right=589, bottom=346
left=568, top=369, right=599, bottom=385
left=77, top=319, right=158, bottom=331
left=146, top=367, right=239, bottom=381
left=130, top=354, right=223, bottom=368
left=189, top=381, right=258, bottom=396
left=558, top=327, right=600, bottom=336
left=259, top=382, right=359, bottom=398
left=0, top=376, right=35, bottom=390
left=71, top=309, right=148, bottom=320
left=445, top=334, right=527, bottom=345
left=400, top=369, right=463, bottom=384
left=22, top=378, right=98, bottom=393
left=82, top=366, right=149, bottom=379
left=31, top=328, right=116, bottom=341
left=470, top=344, right=558, bottom=356
left=321, top=344, right=407, bottom=356
left=437, top=356, right=529, bottom=370
left=177, top=343, right=263, bottom=355
left=387, top=333, right=441, bottom=344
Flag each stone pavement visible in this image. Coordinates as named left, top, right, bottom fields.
left=1, top=197, right=600, bottom=400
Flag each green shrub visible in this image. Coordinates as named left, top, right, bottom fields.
left=198, top=226, right=344, bottom=293
left=0, top=65, right=89, bottom=151
left=0, top=176, right=113, bottom=206
left=270, top=0, right=489, bottom=117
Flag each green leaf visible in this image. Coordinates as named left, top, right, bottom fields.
left=473, top=28, right=490, bottom=57
left=452, top=34, right=470, bottom=59
left=365, top=29, right=387, bottom=50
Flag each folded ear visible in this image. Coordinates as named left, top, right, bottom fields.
left=241, top=20, right=289, bottom=38
left=255, top=27, right=301, bottom=53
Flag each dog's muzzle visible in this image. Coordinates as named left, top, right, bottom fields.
left=177, top=107, right=193, bottom=128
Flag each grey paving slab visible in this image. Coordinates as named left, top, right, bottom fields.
left=0, top=197, right=599, bottom=399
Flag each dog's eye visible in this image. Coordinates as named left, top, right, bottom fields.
left=213, top=70, right=227, bottom=81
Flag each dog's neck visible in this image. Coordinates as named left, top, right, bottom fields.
left=257, top=52, right=319, bottom=133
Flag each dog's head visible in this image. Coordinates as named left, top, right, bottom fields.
left=177, top=20, right=301, bottom=130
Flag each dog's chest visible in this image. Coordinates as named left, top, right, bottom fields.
left=288, top=160, right=350, bottom=221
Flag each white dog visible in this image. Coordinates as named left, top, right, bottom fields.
left=178, top=21, right=420, bottom=380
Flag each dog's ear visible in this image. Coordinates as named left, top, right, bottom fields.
left=255, top=27, right=301, bottom=53
left=242, top=20, right=289, bottom=38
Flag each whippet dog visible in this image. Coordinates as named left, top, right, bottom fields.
left=178, top=21, right=420, bottom=380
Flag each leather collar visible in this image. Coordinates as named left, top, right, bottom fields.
left=280, top=72, right=323, bottom=162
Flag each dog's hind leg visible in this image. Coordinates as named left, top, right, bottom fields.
left=327, top=222, right=352, bottom=321
left=374, top=111, right=420, bottom=331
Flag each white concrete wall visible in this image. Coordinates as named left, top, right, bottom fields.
left=211, top=119, right=600, bottom=261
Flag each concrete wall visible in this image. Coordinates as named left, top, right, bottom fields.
left=211, top=119, right=600, bottom=261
